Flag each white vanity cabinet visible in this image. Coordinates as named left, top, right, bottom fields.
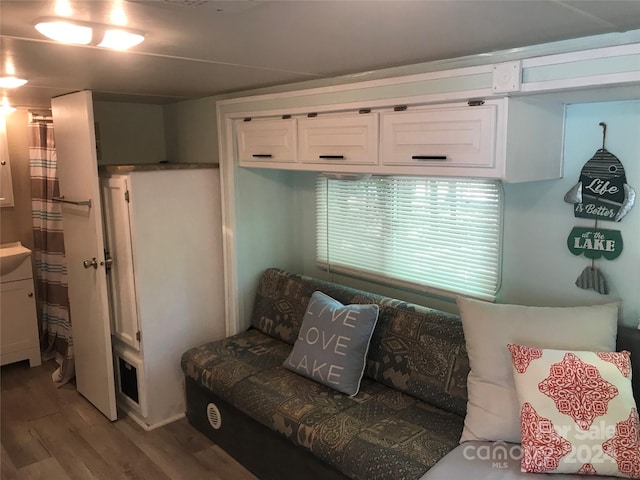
left=99, top=166, right=224, bottom=429
left=298, top=113, right=378, bottom=166
left=0, top=246, right=41, bottom=367
left=236, top=117, right=297, bottom=165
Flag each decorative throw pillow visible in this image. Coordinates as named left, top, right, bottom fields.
left=457, top=296, right=618, bottom=443
left=283, top=291, right=379, bottom=396
left=508, top=344, right=640, bottom=478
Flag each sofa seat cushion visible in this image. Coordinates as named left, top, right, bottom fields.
left=181, top=328, right=291, bottom=401
left=182, top=328, right=465, bottom=480
left=233, top=366, right=464, bottom=477
left=307, top=382, right=465, bottom=480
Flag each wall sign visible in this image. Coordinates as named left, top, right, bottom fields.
left=564, top=123, right=636, bottom=222
left=563, top=122, right=634, bottom=296
left=567, top=227, right=623, bottom=260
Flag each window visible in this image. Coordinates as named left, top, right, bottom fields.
left=316, top=175, right=503, bottom=300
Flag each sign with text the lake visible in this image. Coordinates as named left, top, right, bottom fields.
left=567, top=227, right=623, bottom=260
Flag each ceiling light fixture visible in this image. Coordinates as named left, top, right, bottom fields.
left=98, top=29, right=144, bottom=50
left=35, top=19, right=93, bottom=45
left=34, top=17, right=145, bottom=50
left=0, top=76, right=28, bottom=89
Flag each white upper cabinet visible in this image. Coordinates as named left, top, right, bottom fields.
left=380, top=104, right=496, bottom=168
left=233, top=97, right=565, bottom=182
left=236, top=117, right=297, bottom=164
left=298, top=113, right=378, bottom=165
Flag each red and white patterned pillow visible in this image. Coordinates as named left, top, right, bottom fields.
left=508, top=344, right=640, bottom=478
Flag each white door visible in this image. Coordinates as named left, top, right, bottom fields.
left=101, top=176, right=140, bottom=351
left=51, top=91, right=117, bottom=421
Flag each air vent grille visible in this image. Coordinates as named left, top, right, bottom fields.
left=206, top=403, right=221, bottom=430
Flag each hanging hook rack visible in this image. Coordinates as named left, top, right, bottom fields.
left=599, top=121, right=607, bottom=149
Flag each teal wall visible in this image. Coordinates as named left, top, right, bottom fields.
left=501, top=100, right=639, bottom=327
left=163, top=97, right=219, bottom=164
left=230, top=100, right=640, bottom=328
left=93, top=101, right=166, bottom=165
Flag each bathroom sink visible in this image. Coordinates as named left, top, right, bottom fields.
left=0, top=242, right=32, bottom=276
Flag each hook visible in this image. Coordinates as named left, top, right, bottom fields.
left=599, top=122, right=607, bottom=149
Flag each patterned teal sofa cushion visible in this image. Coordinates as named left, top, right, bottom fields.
left=181, top=328, right=291, bottom=401
left=233, top=362, right=464, bottom=479
left=250, top=268, right=469, bottom=416
left=182, top=327, right=464, bottom=480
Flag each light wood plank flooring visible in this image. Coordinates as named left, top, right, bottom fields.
left=1, top=359, right=258, bottom=480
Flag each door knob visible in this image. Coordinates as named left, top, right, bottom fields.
left=83, top=258, right=99, bottom=269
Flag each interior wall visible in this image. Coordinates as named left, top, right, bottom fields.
left=279, top=100, right=640, bottom=328
left=234, top=167, right=305, bottom=324
left=223, top=101, right=640, bottom=330
left=501, top=100, right=639, bottom=328
left=0, top=110, right=35, bottom=249
left=163, top=97, right=219, bottom=164
left=93, top=101, right=166, bottom=165
left=296, top=100, right=640, bottom=327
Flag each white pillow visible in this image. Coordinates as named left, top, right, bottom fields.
left=457, top=296, right=618, bottom=443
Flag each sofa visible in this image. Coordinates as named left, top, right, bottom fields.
left=181, top=268, right=640, bottom=480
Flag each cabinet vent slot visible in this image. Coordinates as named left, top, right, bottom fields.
left=307, top=112, right=318, bottom=118
left=243, top=117, right=251, bottom=122
left=282, top=114, right=291, bottom=119
left=468, top=99, right=485, bottom=106
left=358, top=108, right=371, bottom=114
left=393, top=106, right=407, bottom=112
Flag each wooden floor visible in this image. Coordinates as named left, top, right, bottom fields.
left=1, top=359, right=258, bottom=480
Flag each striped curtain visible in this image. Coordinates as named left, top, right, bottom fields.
left=29, top=119, right=75, bottom=386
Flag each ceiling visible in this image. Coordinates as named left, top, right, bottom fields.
left=2, top=0, right=640, bottom=109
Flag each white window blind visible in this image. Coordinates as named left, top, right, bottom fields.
left=316, top=175, right=503, bottom=300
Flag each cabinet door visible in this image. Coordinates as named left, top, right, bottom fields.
left=381, top=104, right=497, bottom=168
left=237, top=118, right=297, bottom=164
left=298, top=113, right=378, bottom=165
left=101, top=176, right=140, bottom=351
left=0, top=279, right=40, bottom=366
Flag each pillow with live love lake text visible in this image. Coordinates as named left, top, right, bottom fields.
left=283, top=291, right=379, bottom=396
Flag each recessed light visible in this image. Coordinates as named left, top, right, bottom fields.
left=0, top=76, right=28, bottom=89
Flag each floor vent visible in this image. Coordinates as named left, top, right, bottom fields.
left=206, top=403, right=222, bottom=430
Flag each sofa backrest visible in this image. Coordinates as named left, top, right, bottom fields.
left=250, top=268, right=469, bottom=416
left=251, top=268, right=640, bottom=419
